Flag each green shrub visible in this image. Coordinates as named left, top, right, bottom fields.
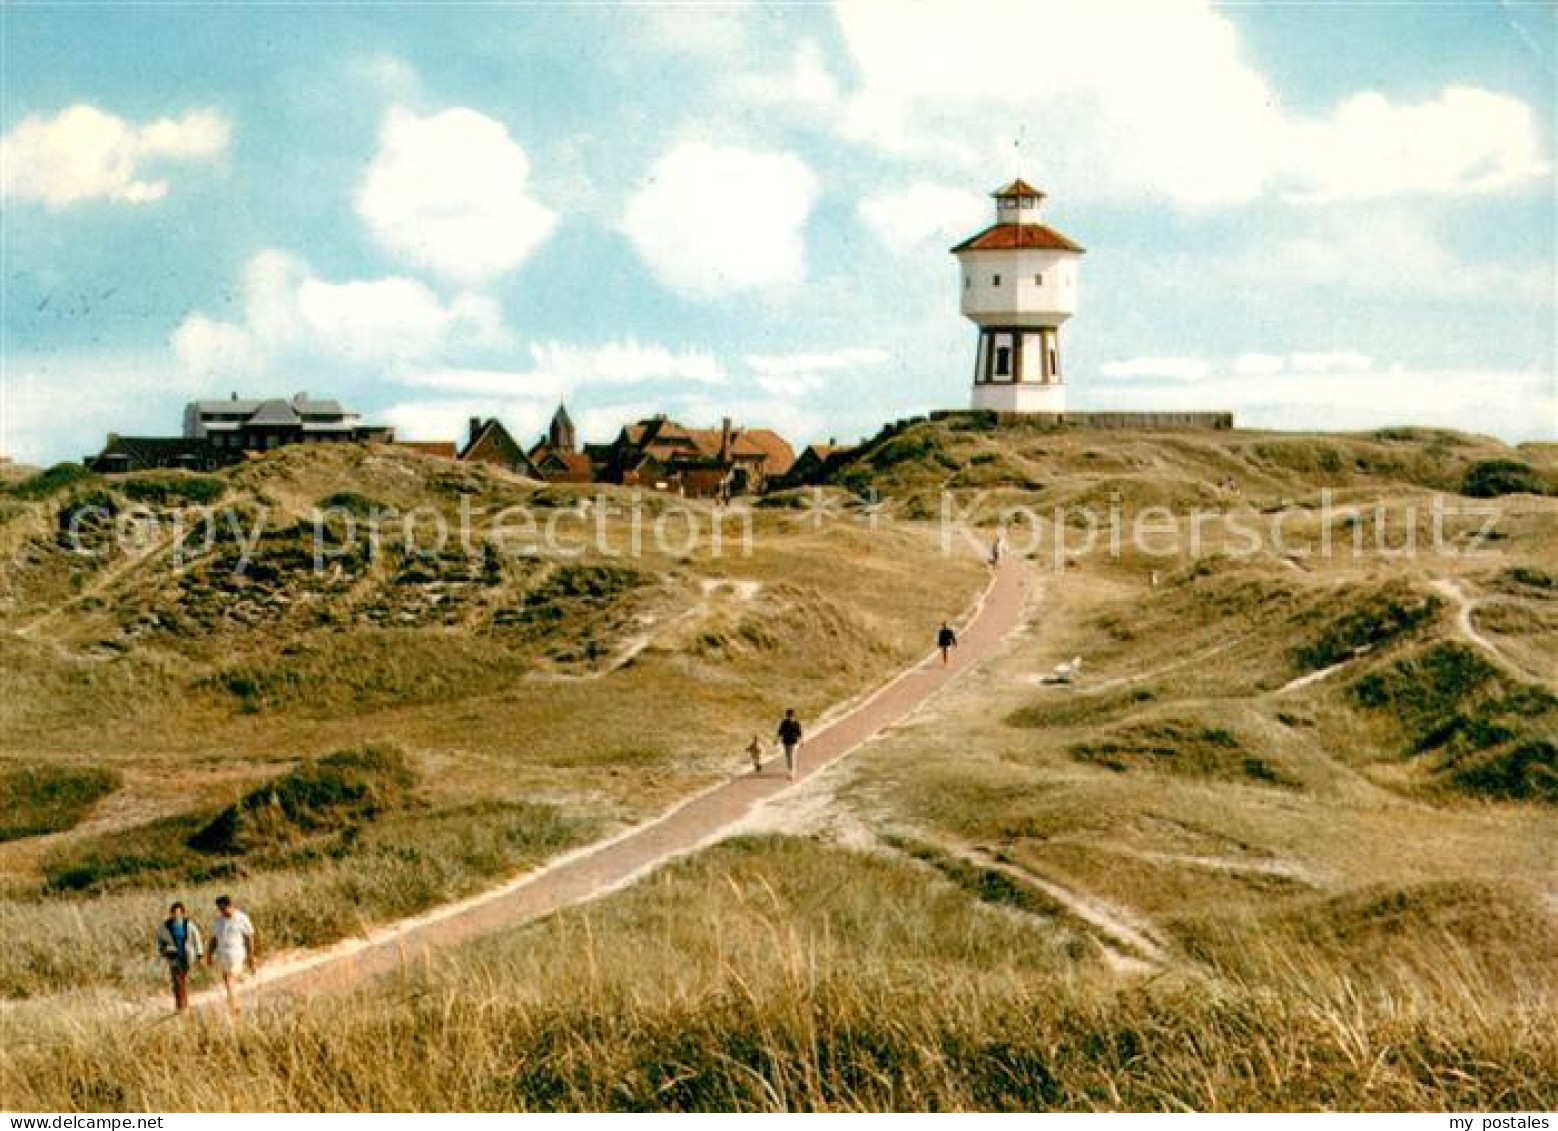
left=1294, top=588, right=1441, bottom=671
left=1448, top=739, right=1557, bottom=802
left=1460, top=460, right=1549, bottom=498
left=317, top=491, right=387, bottom=518
left=118, top=473, right=226, bottom=506
left=5, top=462, right=97, bottom=501
left=188, top=746, right=417, bottom=855
left=55, top=488, right=119, bottom=533
left=0, top=764, right=120, bottom=841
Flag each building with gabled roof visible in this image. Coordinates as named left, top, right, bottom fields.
left=598, top=414, right=795, bottom=497
left=459, top=417, right=540, bottom=478
left=89, top=391, right=393, bottom=472
left=527, top=404, right=595, bottom=483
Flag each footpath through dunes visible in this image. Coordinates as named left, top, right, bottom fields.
left=208, top=556, right=1030, bottom=1009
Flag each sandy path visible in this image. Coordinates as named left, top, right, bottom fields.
left=1431, top=576, right=1552, bottom=688
left=207, top=557, right=1030, bottom=1008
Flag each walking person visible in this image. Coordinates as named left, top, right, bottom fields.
left=155, top=901, right=203, bottom=1013
left=989, top=533, right=1004, bottom=567
left=776, top=709, right=803, bottom=782
left=207, top=894, right=257, bottom=1011
left=937, top=621, right=958, bottom=666
left=746, top=735, right=765, bottom=774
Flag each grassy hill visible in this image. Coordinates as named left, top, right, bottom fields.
left=1, top=425, right=1554, bottom=1111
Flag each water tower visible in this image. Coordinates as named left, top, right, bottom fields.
left=950, top=179, right=1084, bottom=414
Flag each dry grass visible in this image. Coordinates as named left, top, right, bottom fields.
left=2, top=837, right=1552, bottom=1112
left=3, top=426, right=1555, bottom=1111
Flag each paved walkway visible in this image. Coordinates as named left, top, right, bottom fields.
left=220, top=556, right=1029, bottom=1007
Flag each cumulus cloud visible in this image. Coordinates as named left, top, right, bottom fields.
left=173, top=250, right=508, bottom=378
left=1266, top=211, right=1552, bottom=306
left=1281, top=87, right=1549, bottom=202
left=394, top=339, right=725, bottom=396
left=1291, top=352, right=1373, bottom=374
left=745, top=347, right=890, bottom=396
left=623, top=142, right=818, bottom=300
left=1, top=104, right=229, bottom=209
left=3, top=352, right=201, bottom=464
left=832, top=1, right=1548, bottom=206
left=734, top=40, right=843, bottom=113
left=1100, top=357, right=1212, bottom=381
left=381, top=398, right=552, bottom=446
left=1233, top=353, right=1286, bottom=377
left=745, top=347, right=890, bottom=376
left=858, top=183, right=988, bottom=250
left=357, top=106, right=557, bottom=284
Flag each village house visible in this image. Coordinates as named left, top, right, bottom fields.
left=458, top=417, right=540, bottom=477
left=526, top=405, right=596, bottom=484
left=89, top=392, right=394, bottom=472
left=599, top=414, right=795, bottom=497
left=777, top=440, right=856, bottom=489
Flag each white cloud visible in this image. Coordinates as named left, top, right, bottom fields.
left=357, top=106, right=557, bottom=284
left=1, top=104, right=229, bottom=209
left=392, top=339, right=725, bottom=398
left=173, top=250, right=508, bottom=378
left=1281, top=88, right=1549, bottom=202
left=2, top=353, right=201, bottom=464
left=381, top=398, right=552, bottom=446
left=1100, top=356, right=1212, bottom=381
left=1233, top=353, right=1286, bottom=377
left=734, top=40, right=843, bottom=113
left=745, top=347, right=891, bottom=396
left=755, top=373, right=826, bottom=397
left=858, top=183, right=988, bottom=250
left=530, top=340, right=725, bottom=385
left=832, top=1, right=1548, bottom=207
left=745, top=347, right=890, bottom=376
left=623, top=142, right=818, bottom=300
left=1290, top=352, right=1373, bottom=375
left=1266, top=211, right=1552, bottom=306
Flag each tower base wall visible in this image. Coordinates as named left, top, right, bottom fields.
left=971, top=383, right=1066, bottom=414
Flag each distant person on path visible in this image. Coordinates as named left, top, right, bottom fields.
left=937, top=621, right=958, bottom=665
left=989, top=534, right=1004, bottom=566
left=746, top=735, right=764, bottom=774
left=155, top=901, right=203, bottom=1013
left=207, top=894, right=257, bottom=1010
left=777, top=709, right=803, bottom=781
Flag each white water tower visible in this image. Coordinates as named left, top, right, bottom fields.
left=950, top=179, right=1084, bottom=414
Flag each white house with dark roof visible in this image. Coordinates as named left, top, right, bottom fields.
left=950, top=179, right=1084, bottom=414
left=89, top=392, right=393, bottom=472
left=182, top=391, right=382, bottom=451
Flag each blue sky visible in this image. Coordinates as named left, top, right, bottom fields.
left=3, top=1, right=1554, bottom=466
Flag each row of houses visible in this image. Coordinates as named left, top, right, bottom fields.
left=86, top=394, right=852, bottom=497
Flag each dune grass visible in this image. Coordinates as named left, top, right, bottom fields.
left=3, top=837, right=1552, bottom=1112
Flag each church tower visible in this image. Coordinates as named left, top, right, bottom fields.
left=950, top=180, right=1084, bottom=414
left=547, top=403, right=577, bottom=453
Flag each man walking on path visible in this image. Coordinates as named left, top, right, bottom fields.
left=155, top=901, right=203, bottom=1012
left=937, top=621, right=958, bottom=666
left=777, top=709, right=803, bottom=781
left=989, top=533, right=1004, bottom=566
left=208, top=894, right=257, bottom=1011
